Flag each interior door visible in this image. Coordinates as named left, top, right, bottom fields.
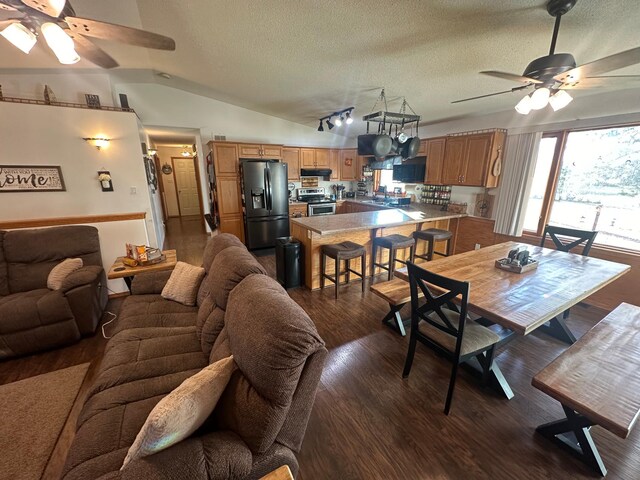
left=173, top=158, right=201, bottom=216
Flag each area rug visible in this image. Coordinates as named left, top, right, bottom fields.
left=0, top=363, right=90, bottom=480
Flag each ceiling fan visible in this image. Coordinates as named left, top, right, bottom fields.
left=0, top=0, right=175, bottom=69
left=453, top=0, right=640, bottom=114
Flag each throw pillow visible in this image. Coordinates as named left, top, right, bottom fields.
left=161, top=261, right=205, bottom=306
left=47, top=258, right=83, bottom=290
left=121, top=355, right=237, bottom=469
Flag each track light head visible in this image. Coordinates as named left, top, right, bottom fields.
left=326, top=118, right=334, bottom=130
left=335, top=116, right=343, bottom=127
left=317, top=119, right=324, bottom=132
left=345, top=111, right=353, bottom=124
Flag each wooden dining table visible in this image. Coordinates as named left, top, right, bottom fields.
left=394, top=241, right=631, bottom=398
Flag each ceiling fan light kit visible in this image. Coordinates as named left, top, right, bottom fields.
left=41, top=22, right=79, bottom=64
left=0, top=22, right=37, bottom=53
left=454, top=0, right=640, bottom=115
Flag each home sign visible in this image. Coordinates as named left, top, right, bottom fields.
left=0, top=165, right=66, bottom=192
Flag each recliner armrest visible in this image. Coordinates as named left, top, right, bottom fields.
left=61, top=265, right=104, bottom=292
left=130, top=270, right=173, bottom=295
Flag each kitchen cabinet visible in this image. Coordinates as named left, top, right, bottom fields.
left=238, top=143, right=282, bottom=159
left=212, top=142, right=239, bottom=177
left=357, top=156, right=369, bottom=181
left=282, top=147, right=300, bottom=181
left=289, top=203, right=307, bottom=218
left=418, top=139, right=427, bottom=156
left=209, top=141, right=245, bottom=240
left=217, top=176, right=242, bottom=216
left=340, top=149, right=358, bottom=181
left=440, top=131, right=505, bottom=187
left=424, top=137, right=446, bottom=184
left=329, top=149, right=340, bottom=180
left=219, top=215, right=244, bottom=242
left=314, top=149, right=330, bottom=168
left=300, top=148, right=331, bottom=168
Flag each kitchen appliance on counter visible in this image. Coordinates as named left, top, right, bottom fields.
left=240, top=159, right=290, bottom=250
left=297, top=187, right=337, bottom=216
left=332, top=184, right=346, bottom=200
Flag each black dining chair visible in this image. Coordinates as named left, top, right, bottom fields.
left=402, top=262, right=501, bottom=415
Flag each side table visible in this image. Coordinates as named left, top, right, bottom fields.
left=107, top=250, right=177, bottom=291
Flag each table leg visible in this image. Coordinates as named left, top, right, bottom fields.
left=123, top=276, right=133, bottom=292
left=538, top=316, right=577, bottom=345
left=536, top=404, right=607, bottom=477
left=380, top=303, right=408, bottom=337
left=465, top=355, right=515, bottom=400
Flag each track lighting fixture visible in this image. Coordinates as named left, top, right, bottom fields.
left=317, top=107, right=354, bottom=132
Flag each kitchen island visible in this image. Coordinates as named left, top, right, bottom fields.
left=290, top=205, right=465, bottom=289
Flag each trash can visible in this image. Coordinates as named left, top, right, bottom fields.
left=275, top=236, right=303, bottom=289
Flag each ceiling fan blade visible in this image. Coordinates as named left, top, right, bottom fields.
left=20, top=0, right=66, bottom=18
left=480, top=71, right=543, bottom=84
left=68, top=33, right=119, bottom=69
left=559, top=75, right=640, bottom=89
left=452, top=85, right=531, bottom=104
left=0, top=3, right=18, bottom=12
left=65, top=16, right=175, bottom=50
left=554, top=46, right=640, bottom=83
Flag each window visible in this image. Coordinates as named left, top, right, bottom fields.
left=523, top=125, right=640, bottom=251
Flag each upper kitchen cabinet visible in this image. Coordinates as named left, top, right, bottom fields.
left=300, top=148, right=330, bottom=168
left=424, top=137, right=446, bottom=184
left=329, top=149, right=340, bottom=180
left=340, top=149, right=358, bottom=181
left=282, top=147, right=300, bottom=181
left=441, top=130, right=505, bottom=187
left=314, top=149, right=330, bottom=168
left=418, top=139, right=427, bottom=157
left=238, top=143, right=283, bottom=159
left=210, top=142, right=239, bottom=177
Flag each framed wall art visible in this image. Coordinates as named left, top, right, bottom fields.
left=0, top=165, right=66, bottom=192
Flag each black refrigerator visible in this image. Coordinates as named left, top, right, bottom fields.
left=240, top=159, right=290, bottom=250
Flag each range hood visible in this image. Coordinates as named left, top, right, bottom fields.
left=300, top=168, right=332, bottom=177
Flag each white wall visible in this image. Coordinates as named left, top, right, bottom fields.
left=0, top=101, right=158, bottom=293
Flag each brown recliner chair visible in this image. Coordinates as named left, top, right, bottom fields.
left=0, top=225, right=108, bottom=359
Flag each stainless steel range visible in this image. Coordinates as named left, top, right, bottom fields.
left=297, top=187, right=336, bottom=216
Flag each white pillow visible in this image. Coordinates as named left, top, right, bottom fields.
left=121, top=355, right=237, bottom=469
left=47, top=258, right=83, bottom=290
left=161, top=261, right=205, bottom=306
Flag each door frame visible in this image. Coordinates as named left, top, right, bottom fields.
left=171, top=156, right=205, bottom=221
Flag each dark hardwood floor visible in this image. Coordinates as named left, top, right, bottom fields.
left=2, top=232, right=638, bottom=479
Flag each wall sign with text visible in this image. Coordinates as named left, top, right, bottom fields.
left=0, top=165, right=66, bottom=192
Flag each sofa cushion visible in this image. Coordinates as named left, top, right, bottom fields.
left=4, top=226, right=102, bottom=293
left=209, top=274, right=325, bottom=454
left=0, top=231, right=9, bottom=296
left=122, top=355, right=237, bottom=468
left=161, top=261, right=205, bottom=306
left=0, top=289, right=79, bottom=359
left=47, top=258, right=83, bottom=290
left=109, top=295, right=198, bottom=337
left=196, top=233, right=245, bottom=306
left=196, top=246, right=267, bottom=356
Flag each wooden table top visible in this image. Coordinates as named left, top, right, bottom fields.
left=532, top=303, right=640, bottom=439
left=107, top=249, right=177, bottom=279
left=394, top=242, right=630, bottom=335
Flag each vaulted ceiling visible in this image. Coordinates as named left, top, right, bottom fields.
left=1, top=0, right=639, bottom=131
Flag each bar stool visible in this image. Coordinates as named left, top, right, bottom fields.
left=320, top=241, right=367, bottom=299
left=371, top=234, right=415, bottom=281
left=413, top=228, right=453, bottom=262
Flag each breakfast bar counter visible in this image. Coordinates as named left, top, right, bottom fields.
left=290, top=207, right=465, bottom=289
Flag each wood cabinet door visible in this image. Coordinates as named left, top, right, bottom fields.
left=418, top=139, right=427, bottom=156
left=282, top=148, right=300, bottom=180
left=262, top=145, right=282, bottom=159
left=357, top=156, right=369, bottom=181
left=219, top=215, right=244, bottom=242
left=213, top=143, right=239, bottom=176
left=217, top=177, right=242, bottom=215
left=441, top=137, right=466, bottom=185
left=300, top=148, right=316, bottom=167
left=315, top=148, right=330, bottom=168
left=424, top=137, right=446, bottom=184
left=329, top=149, right=340, bottom=180
left=340, top=149, right=357, bottom=180
left=238, top=144, right=262, bottom=159
left=463, top=133, right=493, bottom=186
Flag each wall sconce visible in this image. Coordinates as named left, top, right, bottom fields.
left=147, top=148, right=157, bottom=156
left=84, top=137, right=111, bottom=150
left=97, top=170, right=113, bottom=191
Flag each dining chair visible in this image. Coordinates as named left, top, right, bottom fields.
left=541, top=225, right=598, bottom=321
left=402, top=262, right=501, bottom=415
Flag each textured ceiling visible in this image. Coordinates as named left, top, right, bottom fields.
left=1, top=0, right=640, bottom=133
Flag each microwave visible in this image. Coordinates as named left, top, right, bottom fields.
left=392, top=163, right=426, bottom=183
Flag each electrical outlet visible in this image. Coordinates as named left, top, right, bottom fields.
left=130, top=186, right=137, bottom=195
left=474, top=243, right=481, bottom=250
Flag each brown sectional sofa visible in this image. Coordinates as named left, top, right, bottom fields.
left=0, top=225, right=108, bottom=359
left=63, top=233, right=327, bottom=479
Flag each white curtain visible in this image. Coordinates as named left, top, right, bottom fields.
left=493, top=131, right=543, bottom=236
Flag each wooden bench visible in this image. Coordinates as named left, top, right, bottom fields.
left=370, top=278, right=423, bottom=336
left=532, top=302, right=640, bottom=477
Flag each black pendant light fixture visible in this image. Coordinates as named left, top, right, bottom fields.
left=317, top=107, right=354, bottom=132
left=317, top=119, right=324, bottom=132
left=326, top=118, right=335, bottom=130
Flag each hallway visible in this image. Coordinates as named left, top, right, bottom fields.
left=163, top=216, right=210, bottom=265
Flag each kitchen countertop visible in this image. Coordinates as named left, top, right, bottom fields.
left=290, top=206, right=465, bottom=235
